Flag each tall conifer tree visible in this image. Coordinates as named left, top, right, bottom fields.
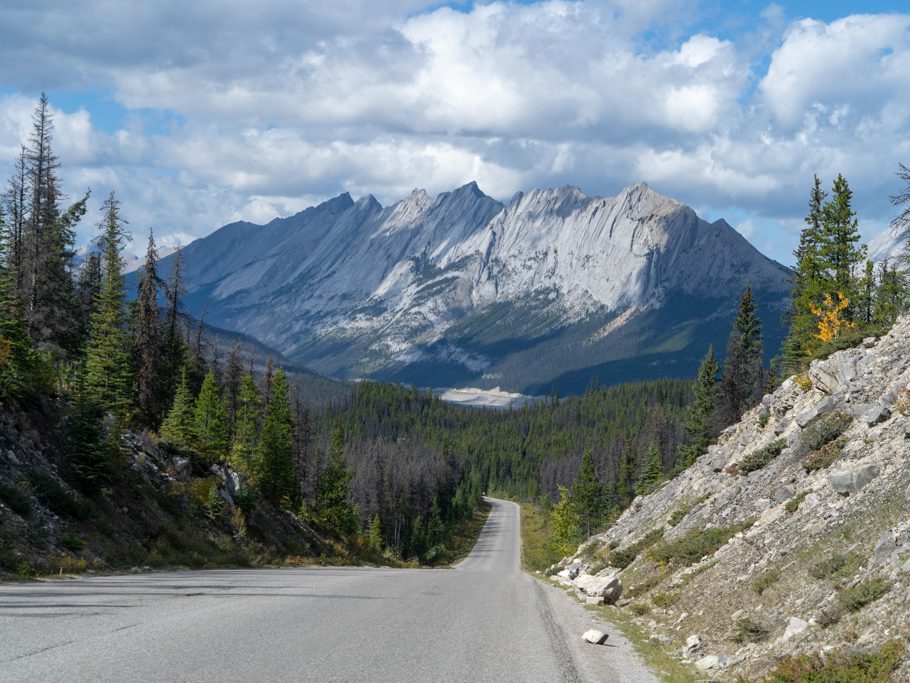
left=135, top=229, right=165, bottom=428
left=193, top=370, right=229, bottom=463
left=677, top=345, right=719, bottom=467
left=721, top=286, right=763, bottom=422
left=230, top=374, right=262, bottom=480
left=258, top=369, right=296, bottom=506
left=84, top=192, right=132, bottom=416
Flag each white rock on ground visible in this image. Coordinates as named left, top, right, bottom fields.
left=582, top=629, right=609, bottom=645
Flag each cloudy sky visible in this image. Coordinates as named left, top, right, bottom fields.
left=1, top=0, right=909, bottom=263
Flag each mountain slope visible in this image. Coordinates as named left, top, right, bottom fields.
left=551, top=316, right=910, bottom=680
left=164, top=182, right=792, bottom=393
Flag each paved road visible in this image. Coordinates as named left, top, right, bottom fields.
left=0, top=499, right=655, bottom=682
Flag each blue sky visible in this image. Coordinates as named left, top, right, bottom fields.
left=1, top=1, right=909, bottom=264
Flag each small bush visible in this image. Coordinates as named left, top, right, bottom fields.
left=629, top=603, right=650, bottom=616
left=803, top=438, right=844, bottom=472
left=60, top=532, right=86, bottom=552
left=809, top=553, right=859, bottom=582
left=758, top=412, right=770, bottom=428
left=752, top=568, right=780, bottom=595
left=609, top=528, right=664, bottom=569
left=651, top=591, right=679, bottom=608
left=785, top=491, right=809, bottom=513
left=650, top=519, right=754, bottom=567
left=626, top=572, right=665, bottom=599
left=794, top=373, right=813, bottom=391
left=837, top=579, right=890, bottom=613
left=896, top=389, right=910, bottom=416
left=28, top=473, right=92, bottom=520
left=801, top=411, right=852, bottom=453
left=740, top=439, right=787, bottom=474
left=0, top=481, right=32, bottom=516
left=731, top=617, right=769, bottom=644
left=767, top=639, right=903, bottom=682
left=667, top=494, right=710, bottom=527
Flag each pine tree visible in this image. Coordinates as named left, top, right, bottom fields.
left=160, top=366, right=195, bottom=450
left=316, top=427, right=357, bottom=532
left=368, top=513, right=383, bottom=553
left=677, top=345, right=719, bottom=467
left=134, top=229, right=165, bottom=428
left=75, top=251, right=101, bottom=346
left=193, top=370, right=229, bottom=463
left=84, top=192, right=132, bottom=416
left=637, top=444, right=665, bottom=495
left=258, top=369, right=296, bottom=506
left=856, top=260, right=875, bottom=326
left=571, top=448, right=603, bottom=537
left=721, top=286, right=763, bottom=422
left=68, top=376, right=113, bottom=491
left=0, top=206, right=36, bottom=397
left=820, top=174, right=865, bottom=313
left=549, top=484, right=580, bottom=557
left=161, top=245, right=186, bottom=409
left=230, top=374, right=262, bottom=480
left=615, top=441, right=636, bottom=507
left=781, top=177, right=828, bottom=375
left=223, top=344, right=243, bottom=435
left=873, top=261, right=909, bottom=327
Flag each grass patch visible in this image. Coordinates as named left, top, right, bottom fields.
left=766, top=639, right=904, bottom=682
left=808, top=553, right=860, bottom=582
left=752, top=568, right=780, bottom=595
left=60, top=532, right=86, bottom=552
left=740, top=439, right=787, bottom=474
left=651, top=591, right=679, bottom=608
left=0, top=481, right=32, bottom=517
left=803, top=438, right=844, bottom=472
left=668, top=494, right=710, bottom=527
left=758, top=411, right=770, bottom=428
left=801, top=411, right=852, bottom=453
left=731, top=617, right=769, bottom=644
left=626, top=571, right=667, bottom=599
left=629, top=603, right=651, bottom=616
left=837, top=579, right=890, bottom=613
left=785, top=491, right=809, bottom=513
left=650, top=519, right=754, bottom=567
left=609, top=528, right=664, bottom=569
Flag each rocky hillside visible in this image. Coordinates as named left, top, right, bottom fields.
left=551, top=315, right=910, bottom=680
left=0, top=403, right=355, bottom=579
left=161, top=182, right=791, bottom=393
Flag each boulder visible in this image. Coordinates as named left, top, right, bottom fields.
left=585, top=596, right=605, bottom=606
left=695, top=654, right=727, bottom=671
left=796, top=397, right=835, bottom=428
left=582, top=629, right=608, bottom=645
left=572, top=571, right=623, bottom=604
left=828, top=465, right=880, bottom=495
left=781, top=616, right=809, bottom=641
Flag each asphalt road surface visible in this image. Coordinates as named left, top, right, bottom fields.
left=0, top=498, right=656, bottom=682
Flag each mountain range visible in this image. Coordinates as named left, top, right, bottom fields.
left=160, top=182, right=793, bottom=394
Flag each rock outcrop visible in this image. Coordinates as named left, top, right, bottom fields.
left=552, top=315, right=910, bottom=680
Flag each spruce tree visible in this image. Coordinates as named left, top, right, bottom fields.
left=68, top=376, right=113, bottom=491
left=615, top=441, right=636, bottom=507
left=677, top=345, right=719, bottom=467
left=368, top=513, right=383, bottom=552
left=0, top=206, right=35, bottom=397
left=84, top=192, right=132, bottom=416
left=721, top=286, right=763, bottom=422
left=781, top=176, right=828, bottom=375
left=193, top=370, right=229, bottom=463
left=316, top=427, right=357, bottom=532
left=160, top=366, right=195, bottom=450
left=637, top=444, right=665, bottom=495
left=549, top=484, right=580, bottom=557
left=820, top=174, right=865, bottom=312
left=134, top=230, right=165, bottom=428
left=258, top=369, right=296, bottom=506
left=873, top=261, right=909, bottom=326
left=224, top=343, right=243, bottom=435
left=571, top=448, right=603, bottom=537
left=230, top=374, right=262, bottom=480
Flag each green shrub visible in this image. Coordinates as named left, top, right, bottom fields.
left=609, top=528, right=664, bottom=569
left=629, top=603, right=650, bottom=616
left=650, top=519, right=754, bottom=567
left=60, top=532, right=86, bottom=552
left=752, top=568, right=780, bottom=595
left=801, top=412, right=852, bottom=453
left=785, top=491, right=809, bottom=513
left=803, top=439, right=844, bottom=472
left=837, top=579, right=890, bottom=613
left=27, top=473, right=92, bottom=520
left=731, top=617, right=769, bottom=644
left=740, top=439, right=787, bottom=474
left=758, top=412, right=770, bottom=428
left=668, top=508, right=687, bottom=527
left=626, top=573, right=664, bottom=599
left=808, top=553, right=859, bottom=582
left=0, top=481, right=32, bottom=516
left=651, top=591, right=679, bottom=608
left=767, top=639, right=903, bottom=682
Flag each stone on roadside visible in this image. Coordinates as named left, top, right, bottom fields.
left=582, top=629, right=608, bottom=645
left=695, top=654, right=727, bottom=670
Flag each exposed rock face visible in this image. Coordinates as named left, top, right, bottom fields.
left=157, top=182, right=791, bottom=393
left=553, top=315, right=910, bottom=680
